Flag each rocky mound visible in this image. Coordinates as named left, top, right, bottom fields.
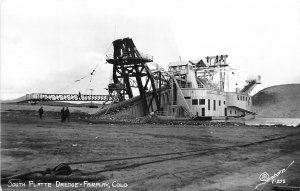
left=252, top=84, right=300, bottom=117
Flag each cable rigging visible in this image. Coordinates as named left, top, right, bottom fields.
left=54, top=63, right=99, bottom=94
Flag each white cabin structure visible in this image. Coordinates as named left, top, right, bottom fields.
left=167, top=56, right=260, bottom=118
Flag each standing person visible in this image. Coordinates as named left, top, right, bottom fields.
left=38, top=106, right=44, bottom=120
left=78, top=91, right=82, bottom=100
left=61, top=107, right=65, bottom=122
left=65, top=107, right=70, bottom=122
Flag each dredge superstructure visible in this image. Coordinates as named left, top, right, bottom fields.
left=103, top=38, right=261, bottom=118
left=168, top=56, right=261, bottom=118
left=24, top=37, right=261, bottom=119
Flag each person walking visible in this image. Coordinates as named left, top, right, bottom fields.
left=65, top=107, right=70, bottom=122
left=38, top=106, right=44, bottom=120
left=61, top=107, right=65, bottom=122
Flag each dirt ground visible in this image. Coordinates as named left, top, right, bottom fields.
left=1, top=104, right=300, bottom=191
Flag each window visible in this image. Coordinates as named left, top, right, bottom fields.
left=192, top=99, right=198, bottom=105
left=186, top=82, right=192, bottom=88
left=208, top=99, right=210, bottom=110
left=230, top=110, right=232, bottom=114
left=184, top=97, right=191, bottom=99
left=237, top=95, right=239, bottom=100
left=219, top=100, right=221, bottom=106
left=213, top=100, right=216, bottom=110
left=199, top=99, right=205, bottom=105
left=235, top=111, right=237, bottom=114
left=224, top=101, right=226, bottom=105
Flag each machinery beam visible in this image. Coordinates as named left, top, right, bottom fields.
left=106, top=37, right=161, bottom=116
left=25, top=94, right=113, bottom=102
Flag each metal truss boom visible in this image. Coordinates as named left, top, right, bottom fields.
left=25, top=94, right=113, bottom=102
left=106, top=37, right=166, bottom=115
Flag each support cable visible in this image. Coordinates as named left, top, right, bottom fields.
left=54, top=64, right=99, bottom=94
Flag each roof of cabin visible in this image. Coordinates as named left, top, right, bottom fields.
left=168, top=61, right=189, bottom=67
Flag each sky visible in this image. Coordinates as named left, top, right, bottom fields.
left=1, top=0, right=300, bottom=100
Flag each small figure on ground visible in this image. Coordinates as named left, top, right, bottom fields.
left=61, top=107, right=66, bottom=122
left=78, top=91, right=82, bottom=100
left=65, top=107, right=70, bottom=122
left=38, top=106, right=44, bottom=120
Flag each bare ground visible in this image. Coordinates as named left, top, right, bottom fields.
left=1, top=104, right=300, bottom=191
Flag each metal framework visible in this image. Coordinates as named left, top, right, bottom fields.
left=25, top=94, right=113, bottom=102
left=24, top=38, right=171, bottom=117
left=189, top=55, right=229, bottom=92
left=106, top=38, right=163, bottom=115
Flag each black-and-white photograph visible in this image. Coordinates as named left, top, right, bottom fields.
left=1, top=0, right=300, bottom=190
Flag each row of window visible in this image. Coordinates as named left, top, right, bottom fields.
left=190, top=98, right=205, bottom=105
left=185, top=97, right=226, bottom=111
left=237, top=95, right=250, bottom=101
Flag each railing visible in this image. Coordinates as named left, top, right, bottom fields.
left=106, top=52, right=153, bottom=62
left=178, top=84, right=205, bottom=89
left=26, top=93, right=113, bottom=102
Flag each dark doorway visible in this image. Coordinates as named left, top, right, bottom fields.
left=202, top=108, right=205, bottom=116
left=225, top=108, right=227, bottom=116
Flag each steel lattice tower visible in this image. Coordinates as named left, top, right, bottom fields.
left=106, top=38, right=161, bottom=115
